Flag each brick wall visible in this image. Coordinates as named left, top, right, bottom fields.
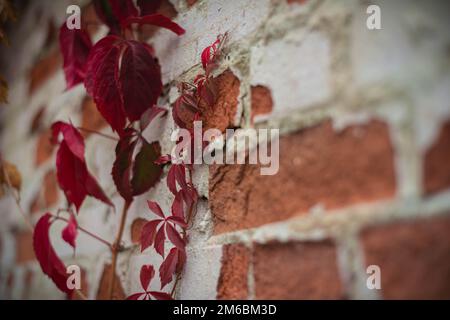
left=1, top=0, right=450, bottom=300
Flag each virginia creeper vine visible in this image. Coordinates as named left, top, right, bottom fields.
left=29, top=0, right=226, bottom=300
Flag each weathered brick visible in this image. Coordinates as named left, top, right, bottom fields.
left=130, top=218, right=147, bottom=244
left=15, top=231, right=35, bottom=264
left=35, top=128, right=54, bottom=166
left=250, top=32, right=331, bottom=115
left=176, top=69, right=240, bottom=132
left=209, top=120, right=396, bottom=233
left=361, top=215, right=450, bottom=299
left=28, top=48, right=62, bottom=94
left=81, top=96, right=108, bottom=135
left=96, top=264, right=126, bottom=300
left=217, top=244, right=249, bottom=299
left=253, top=241, right=344, bottom=299
left=423, top=120, right=450, bottom=195
left=251, top=85, right=273, bottom=123
left=30, top=170, right=59, bottom=214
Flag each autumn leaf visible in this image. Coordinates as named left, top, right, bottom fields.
left=84, top=12, right=184, bottom=134
left=52, top=121, right=112, bottom=211
left=131, top=136, right=162, bottom=196
left=33, top=213, right=73, bottom=295
left=108, top=0, right=138, bottom=23
left=126, top=264, right=173, bottom=300
left=140, top=219, right=162, bottom=252
left=59, top=23, right=92, bottom=89
left=0, top=160, right=21, bottom=191
left=137, top=0, right=162, bottom=16
left=112, top=130, right=163, bottom=201
left=121, top=14, right=186, bottom=35
left=159, top=247, right=184, bottom=289
left=61, top=213, right=78, bottom=249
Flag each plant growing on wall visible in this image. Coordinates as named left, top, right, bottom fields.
left=29, top=0, right=224, bottom=300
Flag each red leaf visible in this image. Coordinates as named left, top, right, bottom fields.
left=84, top=173, right=114, bottom=207
left=52, top=121, right=84, bottom=160
left=201, top=35, right=226, bottom=74
left=140, top=106, right=167, bottom=131
left=147, top=200, right=165, bottom=218
left=53, top=122, right=112, bottom=211
left=149, top=291, right=173, bottom=300
left=171, top=192, right=184, bottom=218
left=93, top=0, right=121, bottom=34
left=131, top=140, right=162, bottom=196
left=180, top=184, right=198, bottom=209
left=113, top=132, right=163, bottom=201
left=140, top=219, right=161, bottom=252
left=154, top=225, right=166, bottom=257
left=137, top=0, right=162, bottom=16
left=85, top=37, right=164, bottom=134
left=85, top=36, right=126, bottom=134
left=140, top=264, right=155, bottom=291
left=174, top=164, right=188, bottom=190
left=126, top=293, right=144, bottom=300
left=165, top=223, right=185, bottom=250
left=119, top=40, right=162, bottom=122
left=155, top=154, right=171, bottom=165
left=167, top=165, right=177, bottom=195
left=33, top=213, right=72, bottom=295
left=112, top=129, right=138, bottom=200
left=122, top=14, right=185, bottom=35
left=159, top=247, right=178, bottom=289
left=61, top=213, right=77, bottom=249
left=109, top=0, right=138, bottom=23
left=56, top=143, right=112, bottom=211
left=59, top=23, right=92, bottom=89
left=166, top=215, right=187, bottom=228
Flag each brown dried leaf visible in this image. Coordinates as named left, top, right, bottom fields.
left=0, top=160, right=21, bottom=191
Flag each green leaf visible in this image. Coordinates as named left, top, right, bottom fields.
left=131, top=139, right=162, bottom=196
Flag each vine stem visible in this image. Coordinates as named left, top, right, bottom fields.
left=76, top=126, right=119, bottom=141
left=53, top=215, right=113, bottom=250
left=109, top=200, right=131, bottom=299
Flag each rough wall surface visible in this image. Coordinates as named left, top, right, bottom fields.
left=0, top=0, right=450, bottom=300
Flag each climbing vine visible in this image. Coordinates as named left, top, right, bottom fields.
left=29, top=0, right=224, bottom=300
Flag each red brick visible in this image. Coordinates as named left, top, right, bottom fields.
left=30, top=106, right=46, bottom=134
left=175, top=69, right=240, bottom=132
left=130, top=218, right=147, bottom=244
left=361, top=215, right=450, bottom=299
left=251, top=85, right=273, bottom=123
left=423, top=120, right=450, bottom=195
left=81, top=96, right=108, bottom=135
left=28, top=48, right=62, bottom=94
left=30, top=170, right=59, bottom=214
left=35, top=128, right=54, bottom=166
left=217, top=244, right=250, bottom=299
left=254, top=241, right=345, bottom=299
left=209, top=120, right=396, bottom=234
left=15, top=231, right=35, bottom=264
left=96, top=264, right=126, bottom=300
